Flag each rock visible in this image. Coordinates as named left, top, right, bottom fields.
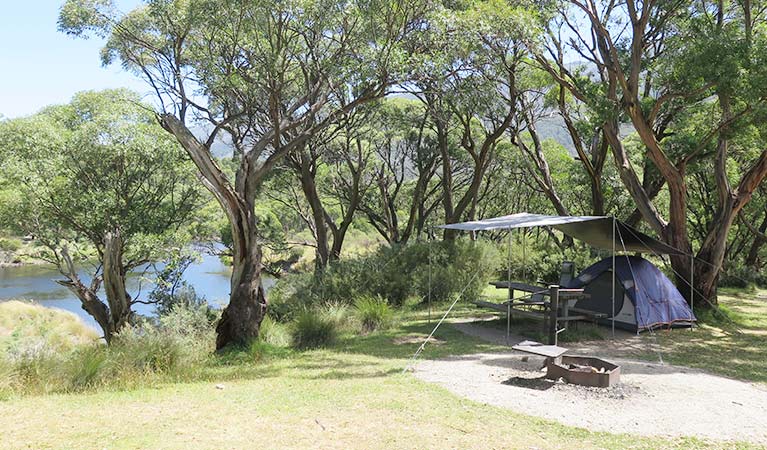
left=215, top=384, right=225, bottom=390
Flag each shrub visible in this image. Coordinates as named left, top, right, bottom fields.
left=270, top=239, right=503, bottom=319
left=354, top=295, right=392, bottom=333
left=719, top=266, right=767, bottom=289
left=109, top=325, right=183, bottom=374
left=159, top=304, right=217, bottom=344
left=0, top=237, right=22, bottom=252
left=259, top=315, right=291, bottom=347
left=67, top=345, right=107, bottom=391
left=291, top=310, right=337, bottom=350
left=151, top=281, right=208, bottom=317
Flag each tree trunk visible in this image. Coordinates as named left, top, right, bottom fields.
left=102, top=230, right=132, bottom=333
left=215, top=203, right=267, bottom=350
left=60, top=277, right=116, bottom=343
left=745, top=213, right=767, bottom=267
left=159, top=114, right=268, bottom=350
left=435, top=120, right=458, bottom=240
left=296, top=151, right=331, bottom=270
left=56, top=232, right=132, bottom=344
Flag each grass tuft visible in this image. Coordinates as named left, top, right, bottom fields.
left=354, top=295, right=393, bottom=333
left=0, top=300, right=99, bottom=355
left=291, top=309, right=338, bottom=350
left=259, top=315, right=291, bottom=347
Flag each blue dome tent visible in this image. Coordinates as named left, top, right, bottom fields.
left=568, top=256, right=696, bottom=332
left=438, top=213, right=697, bottom=339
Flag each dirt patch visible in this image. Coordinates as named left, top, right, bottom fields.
left=415, top=352, right=767, bottom=444
left=412, top=320, right=767, bottom=445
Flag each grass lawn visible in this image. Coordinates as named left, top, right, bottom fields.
left=635, top=288, right=767, bottom=383
left=2, top=298, right=763, bottom=449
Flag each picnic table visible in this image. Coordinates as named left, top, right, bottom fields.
left=474, top=281, right=606, bottom=345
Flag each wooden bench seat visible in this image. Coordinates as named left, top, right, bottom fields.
left=568, top=307, right=608, bottom=319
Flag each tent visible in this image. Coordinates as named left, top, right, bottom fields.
left=439, top=212, right=696, bottom=336
left=567, top=256, right=696, bottom=332
left=439, top=212, right=685, bottom=255
left=405, top=212, right=697, bottom=368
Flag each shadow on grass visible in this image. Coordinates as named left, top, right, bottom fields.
left=333, top=320, right=506, bottom=361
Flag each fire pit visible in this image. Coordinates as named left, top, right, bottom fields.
left=512, top=340, right=621, bottom=388
left=545, top=356, right=620, bottom=388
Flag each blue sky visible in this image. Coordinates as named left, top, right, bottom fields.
left=0, top=1, right=146, bottom=119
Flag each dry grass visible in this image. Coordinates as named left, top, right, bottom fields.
left=0, top=300, right=98, bottom=353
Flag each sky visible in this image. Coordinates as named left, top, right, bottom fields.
left=0, top=1, right=146, bottom=119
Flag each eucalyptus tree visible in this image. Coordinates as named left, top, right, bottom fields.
left=742, top=187, right=767, bottom=270
left=281, top=105, right=374, bottom=270
left=0, top=90, right=200, bottom=343
left=407, top=0, right=538, bottom=238
left=357, top=98, right=441, bottom=245
left=59, top=0, right=426, bottom=348
left=508, top=66, right=572, bottom=219
left=534, top=0, right=767, bottom=305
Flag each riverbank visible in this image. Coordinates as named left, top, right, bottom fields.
left=0, top=236, right=48, bottom=268
left=0, top=251, right=239, bottom=329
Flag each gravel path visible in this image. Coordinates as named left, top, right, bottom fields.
left=413, top=320, right=767, bottom=445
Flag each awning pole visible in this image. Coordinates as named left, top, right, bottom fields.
left=522, top=229, right=527, bottom=281
left=690, top=251, right=694, bottom=329
left=428, top=229, right=432, bottom=325
left=507, top=228, right=512, bottom=344
left=612, top=216, right=616, bottom=338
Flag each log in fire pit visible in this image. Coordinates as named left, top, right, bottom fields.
left=512, top=340, right=621, bottom=388
left=545, top=355, right=620, bottom=388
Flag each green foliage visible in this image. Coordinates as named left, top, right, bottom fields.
left=149, top=249, right=210, bottom=316
left=158, top=304, right=218, bottom=352
left=0, top=90, right=201, bottom=248
left=67, top=345, right=107, bottom=390
left=319, top=301, right=355, bottom=331
left=0, top=90, right=203, bottom=339
left=0, top=237, right=21, bottom=252
left=500, top=240, right=606, bottom=286
left=411, top=240, right=502, bottom=304
left=269, top=240, right=502, bottom=320
left=291, top=310, right=338, bottom=350
left=719, top=266, right=767, bottom=289
left=109, top=326, right=184, bottom=374
left=353, top=295, right=393, bottom=333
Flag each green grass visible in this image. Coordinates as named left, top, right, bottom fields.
left=0, top=314, right=742, bottom=449
left=1, top=293, right=765, bottom=448
left=630, top=288, right=767, bottom=383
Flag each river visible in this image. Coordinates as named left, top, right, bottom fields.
left=0, top=252, right=274, bottom=330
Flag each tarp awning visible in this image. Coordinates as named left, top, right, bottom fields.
left=438, top=213, right=685, bottom=255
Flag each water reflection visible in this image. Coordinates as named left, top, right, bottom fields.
left=0, top=251, right=274, bottom=330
